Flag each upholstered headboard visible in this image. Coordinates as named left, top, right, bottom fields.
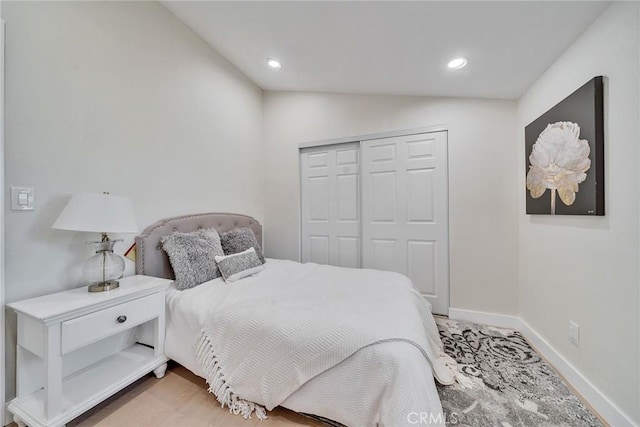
left=135, top=212, right=263, bottom=279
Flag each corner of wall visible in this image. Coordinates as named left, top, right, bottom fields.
left=516, top=3, right=640, bottom=424
left=450, top=309, right=638, bottom=426
left=1, top=12, right=6, bottom=426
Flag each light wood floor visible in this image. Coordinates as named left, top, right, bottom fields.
left=61, top=363, right=325, bottom=427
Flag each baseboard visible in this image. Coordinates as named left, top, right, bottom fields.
left=518, top=319, right=636, bottom=427
left=448, top=307, right=520, bottom=329
left=448, top=307, right=637, bottom=427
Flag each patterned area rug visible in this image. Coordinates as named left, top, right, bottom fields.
left=435, top=317, right=603, bottom=427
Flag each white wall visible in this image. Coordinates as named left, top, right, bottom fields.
left=517, top=3, right=639, bottom=424
left=0, top=3, right=5, bottom=423
left=2, top=0, right=263, bottom=401
left=263, top=92, right=518, bottom=316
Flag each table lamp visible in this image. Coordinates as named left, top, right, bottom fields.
left=53, top=192, right=138, bottom=292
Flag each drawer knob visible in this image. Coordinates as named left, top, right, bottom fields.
left=116, top=315, right=127, bottom=324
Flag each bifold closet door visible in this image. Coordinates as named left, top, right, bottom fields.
left=300, top=143, right=360, bottom=268
left=361, top=132, right=449, bottom=315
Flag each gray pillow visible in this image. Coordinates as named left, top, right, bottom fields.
left=220, top=228, right=265, bottom=264
left=161, top=228, right=224, bottom=290
left=215, top=247, right=264, bottom=282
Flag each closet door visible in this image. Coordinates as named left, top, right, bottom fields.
left=361, top=132, right=449, bottom=315
left=300, top=143, right=360, bottom=268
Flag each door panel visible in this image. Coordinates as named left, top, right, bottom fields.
left=337, top=237, right=360, bottom=268
left=308, top=151, right=329, bottom=168
left=407, top=240, right=436, bottom=296
left=370, top=143, right=396, bottom=162
left=407, top=169, right=435, bottom=223
left=309, top=236, right=330, bottom=265
left=301, top=143, right=360, bottom=267
left=371, top=239, right=397, bottom=272
left=308, top=176, right=330, bottom=221
left=407, top=137, right=435, bottom=159
left=336, top=147, right=358, bottom=165
left=336, top=174, right=359, bottom=221
left=362, top=132, right=449, bottom=314
left=371, top=172, right=397, bottom=223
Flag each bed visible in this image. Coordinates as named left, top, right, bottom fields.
left=135, top=213, right=455, bottom=427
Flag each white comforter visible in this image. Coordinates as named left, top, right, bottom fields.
left=164, top=259, right=453, bottom=426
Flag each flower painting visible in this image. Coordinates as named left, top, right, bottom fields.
left=525, top=77, right=604, bottom=215
left=527, top=122, right=591, bottom=213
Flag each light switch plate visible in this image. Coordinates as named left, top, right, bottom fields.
left=11, top=187, right=35, bottom=211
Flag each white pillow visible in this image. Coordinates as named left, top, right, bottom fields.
left=214, top=247, right=264, bottom=282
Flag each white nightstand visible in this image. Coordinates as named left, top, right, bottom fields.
left=7, top=275, right=172, bottom=427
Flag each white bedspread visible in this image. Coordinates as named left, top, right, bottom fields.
left=164, top=259, right=453, bottom=426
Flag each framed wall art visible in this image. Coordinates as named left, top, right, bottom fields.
left=525, top=76, right=604, bottom=215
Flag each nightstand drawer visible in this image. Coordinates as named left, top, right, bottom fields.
left=61, top=292, right=163, bottom=355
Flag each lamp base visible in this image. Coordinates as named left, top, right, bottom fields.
left=88, top=280, right=120, bottom=292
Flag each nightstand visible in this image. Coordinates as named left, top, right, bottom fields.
left=7, top=275, right=172, bottom=427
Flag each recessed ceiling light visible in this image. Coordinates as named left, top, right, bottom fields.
left=447, top=57, right=468, bottom=70
left=267, top=58, right=282, bottom=69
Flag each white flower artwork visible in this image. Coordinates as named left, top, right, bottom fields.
left=526, top=121, right=591, bottom=215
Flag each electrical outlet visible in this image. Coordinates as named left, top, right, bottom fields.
left=569, top=321, right=580, bottom=347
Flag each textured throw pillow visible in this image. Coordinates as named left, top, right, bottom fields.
left=161, top=228, right=224, bottom=290
left=220, top=228, right=265, bottom=264
left=215, top=247, right=264, bottom=282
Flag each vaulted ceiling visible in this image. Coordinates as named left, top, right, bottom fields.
left=162, top=1, right=610, bottom=99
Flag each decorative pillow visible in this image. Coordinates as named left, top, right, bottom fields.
left=161, top=228, right=224, bottom=290
left=215, top=247, right=264, bottom=282
left=220, top=228, right=265, bottom=263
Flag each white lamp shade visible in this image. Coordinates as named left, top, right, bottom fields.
left=52, top=193, right=138, bottom=234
